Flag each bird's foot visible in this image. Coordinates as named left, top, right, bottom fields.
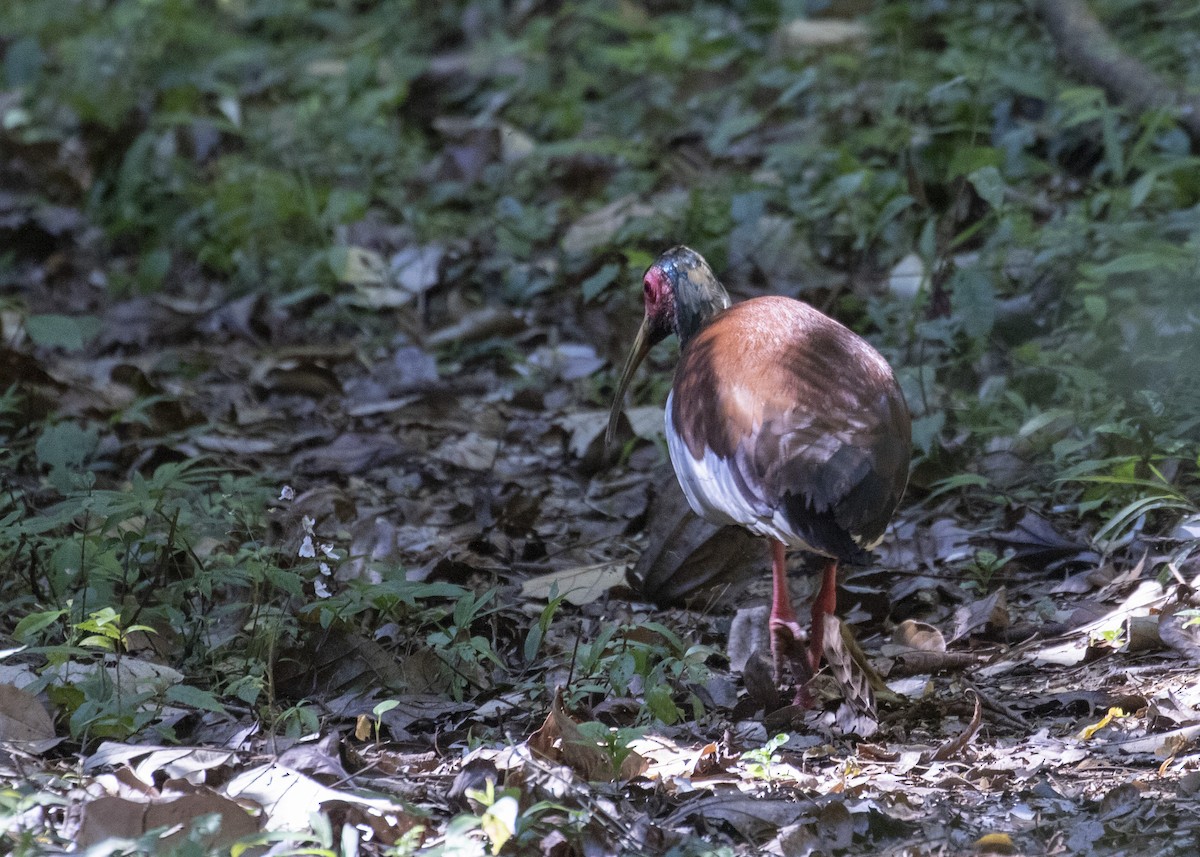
left=769, top=617, right=816, bottom=707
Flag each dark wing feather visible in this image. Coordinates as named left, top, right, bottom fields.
left=673, top=296, right=910, bottom=562
left=761, top=385, right=911, bottom=560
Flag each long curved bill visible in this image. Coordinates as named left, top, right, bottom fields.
left=605, top=316, right=653, bottom=449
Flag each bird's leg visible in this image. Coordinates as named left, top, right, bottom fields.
left=767, top=540, right=808, bottom=688
left=808, top=558, right=839, bottom=673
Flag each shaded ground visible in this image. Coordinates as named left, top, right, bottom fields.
left=3, top=262, right=1200, bottom=855
left=3, top=1, right=1200, bottom=855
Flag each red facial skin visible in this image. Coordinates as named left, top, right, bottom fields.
left=642, top=265, right=676, bottom=346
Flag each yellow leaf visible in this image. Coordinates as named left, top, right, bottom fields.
left=354, top=714, right=372, bottom=741
left=480, top=795, right=518, bottom=855
left=975, top=831, right=1015, bottom=853
left=1078, top=706, right=1127, bottom=740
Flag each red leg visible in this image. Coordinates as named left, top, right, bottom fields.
left=767, top=540, right=806, bottom=686
left=808, top=558, right=839, bottom=673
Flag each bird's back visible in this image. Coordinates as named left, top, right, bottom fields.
left=666, top=296, right=911, bottom=560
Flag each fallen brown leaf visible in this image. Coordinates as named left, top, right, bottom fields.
left=892, top=619, right=947, bottom=652
left=528, top=687, right=614, bottom=782
left=927, top=691, right=983, bottom=762
left=0, top=683, right=56, bottom=748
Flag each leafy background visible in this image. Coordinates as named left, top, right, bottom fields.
left=2, top=0, right=1200, bottom=854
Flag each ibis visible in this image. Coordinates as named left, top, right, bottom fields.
left=607, top=246, right=911, bottom=697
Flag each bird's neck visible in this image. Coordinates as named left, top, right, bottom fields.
left=674, top=278, right=731, bottom=347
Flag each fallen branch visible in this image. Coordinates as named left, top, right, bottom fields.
left=1033, top=0, right=1200, bottom=147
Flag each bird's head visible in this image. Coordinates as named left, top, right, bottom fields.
left=606, top=246, right=731, bottom=447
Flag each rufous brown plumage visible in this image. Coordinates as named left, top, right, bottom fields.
left=608, top=246, right=911, bottom=700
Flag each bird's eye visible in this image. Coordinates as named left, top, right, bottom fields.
left=643, top=278, right=654, bottom=299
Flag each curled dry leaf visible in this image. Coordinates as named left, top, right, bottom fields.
left=689, top=742, right=728, bottom=778
left=528, top=687, right=630, bottom=782
left=926, top=691, right=983, bottom=762
left=662, top=793, right=814, bottom=842
left=950, top=587, right=1009, bottom=642
left=0, top=683, right=57, bottom=750
left=993, top=508, right=1093, bottom=565
left=560, top=191, right=687, bottom=256
left=1158, top=594, right=1200, bottom=665
left=321, top=798, right=425, bottom=847
left=520, top=562, right=629, bottom=606
left=426, top=306, right=524, bottom=348
left=727, top=606, right=770, bottom=673
left=1077, top=706, right=1129, bottom=741
left=1053, top=563, right=1118, bottom=594
left=823, top=614, right=877, bottom=737
left=1097, top=722, right=1200, bottom=756
left=775, top=18, right=869, bottom=54
left=632, top=469, right=763, bottom=606
left=892, top=619, right=947, bottom=652
left=855, top=691, right=984, bottom=765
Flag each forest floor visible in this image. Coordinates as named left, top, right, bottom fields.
left=3, top=1, right=1200, bottom=855
left=4, top=255, right=1200, bottom=855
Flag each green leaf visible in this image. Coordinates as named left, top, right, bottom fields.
left=14, top=609, right=67, bottom=641
left=730, top=191, right=766, bottom=225
left=24, top=314, right=102, bottom=351
left=1018, top=408, right=1070, bottom=438
left=947, top=146, right=1001, bottom=179
left=323, top=188, right=369, bottom=226
left=165, top=684, right=228, bottom=714
left=910, top=411, right=945, bottom=456
left=927, top=473, right=990, bottom=499
left=1129, top=170, right=1157, bottom=209
left=373, top=699, right=400, bottom=718
left=645, top=684, right=679, bottom=724
left=871, top=193, right=915, bottom=238
left=4, top=37, right=45, bottom=88
left=328, top=245, right=386, bottom=285
left=967, top=166, right=1005, bottom=210
left=580, top=263, right=621, bottom=302
left=523, top=623, right=544, bottom=663
left=35, top=421, right=99, bottom=472
left=1084, top=250, right=1187, bottom=279
left=228, top=676, right=262, bottom=706
left=951, top=268, right=995, bottom=340
left=78, top=634, right=116, bottom=650
left=480, top=795, right=518, bottom=854
left=1083, top=294, right=1107, bottom=322
left=137, top=248, right=171, bottom=290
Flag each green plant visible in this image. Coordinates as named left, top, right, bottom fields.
left=370, top=698, right=400, bottom=743
left=0, top=785, right=70, bottom=855
left=574, top=722, right=647, bottom=775
left=445, top=779, right=575, bottom=857
left=741, top=732, right=790, bottom=781
left=568, top=621, right=714, bottom=724
left=1091, top=626, right=1127, bottom=649
left=274, top=700, right=321, bottom=739
left=426, top=588, right=507, bottom=701
left=962, top=549, right=1014, bottom=593
left=73, top=606, right=155, bottom=652
left=1061, top=459, right=1198, bottom=550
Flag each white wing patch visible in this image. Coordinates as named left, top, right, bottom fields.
left=664, top=391, right=826, bottom=555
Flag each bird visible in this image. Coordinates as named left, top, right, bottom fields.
left=606, top=246, right=911, bottom=700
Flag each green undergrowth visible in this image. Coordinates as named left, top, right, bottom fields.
left=0, top=425, right=704, bottom=746
left=5, top=0, right=1200, bottom=489
left=3, top=0, right=1200, bottom=851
